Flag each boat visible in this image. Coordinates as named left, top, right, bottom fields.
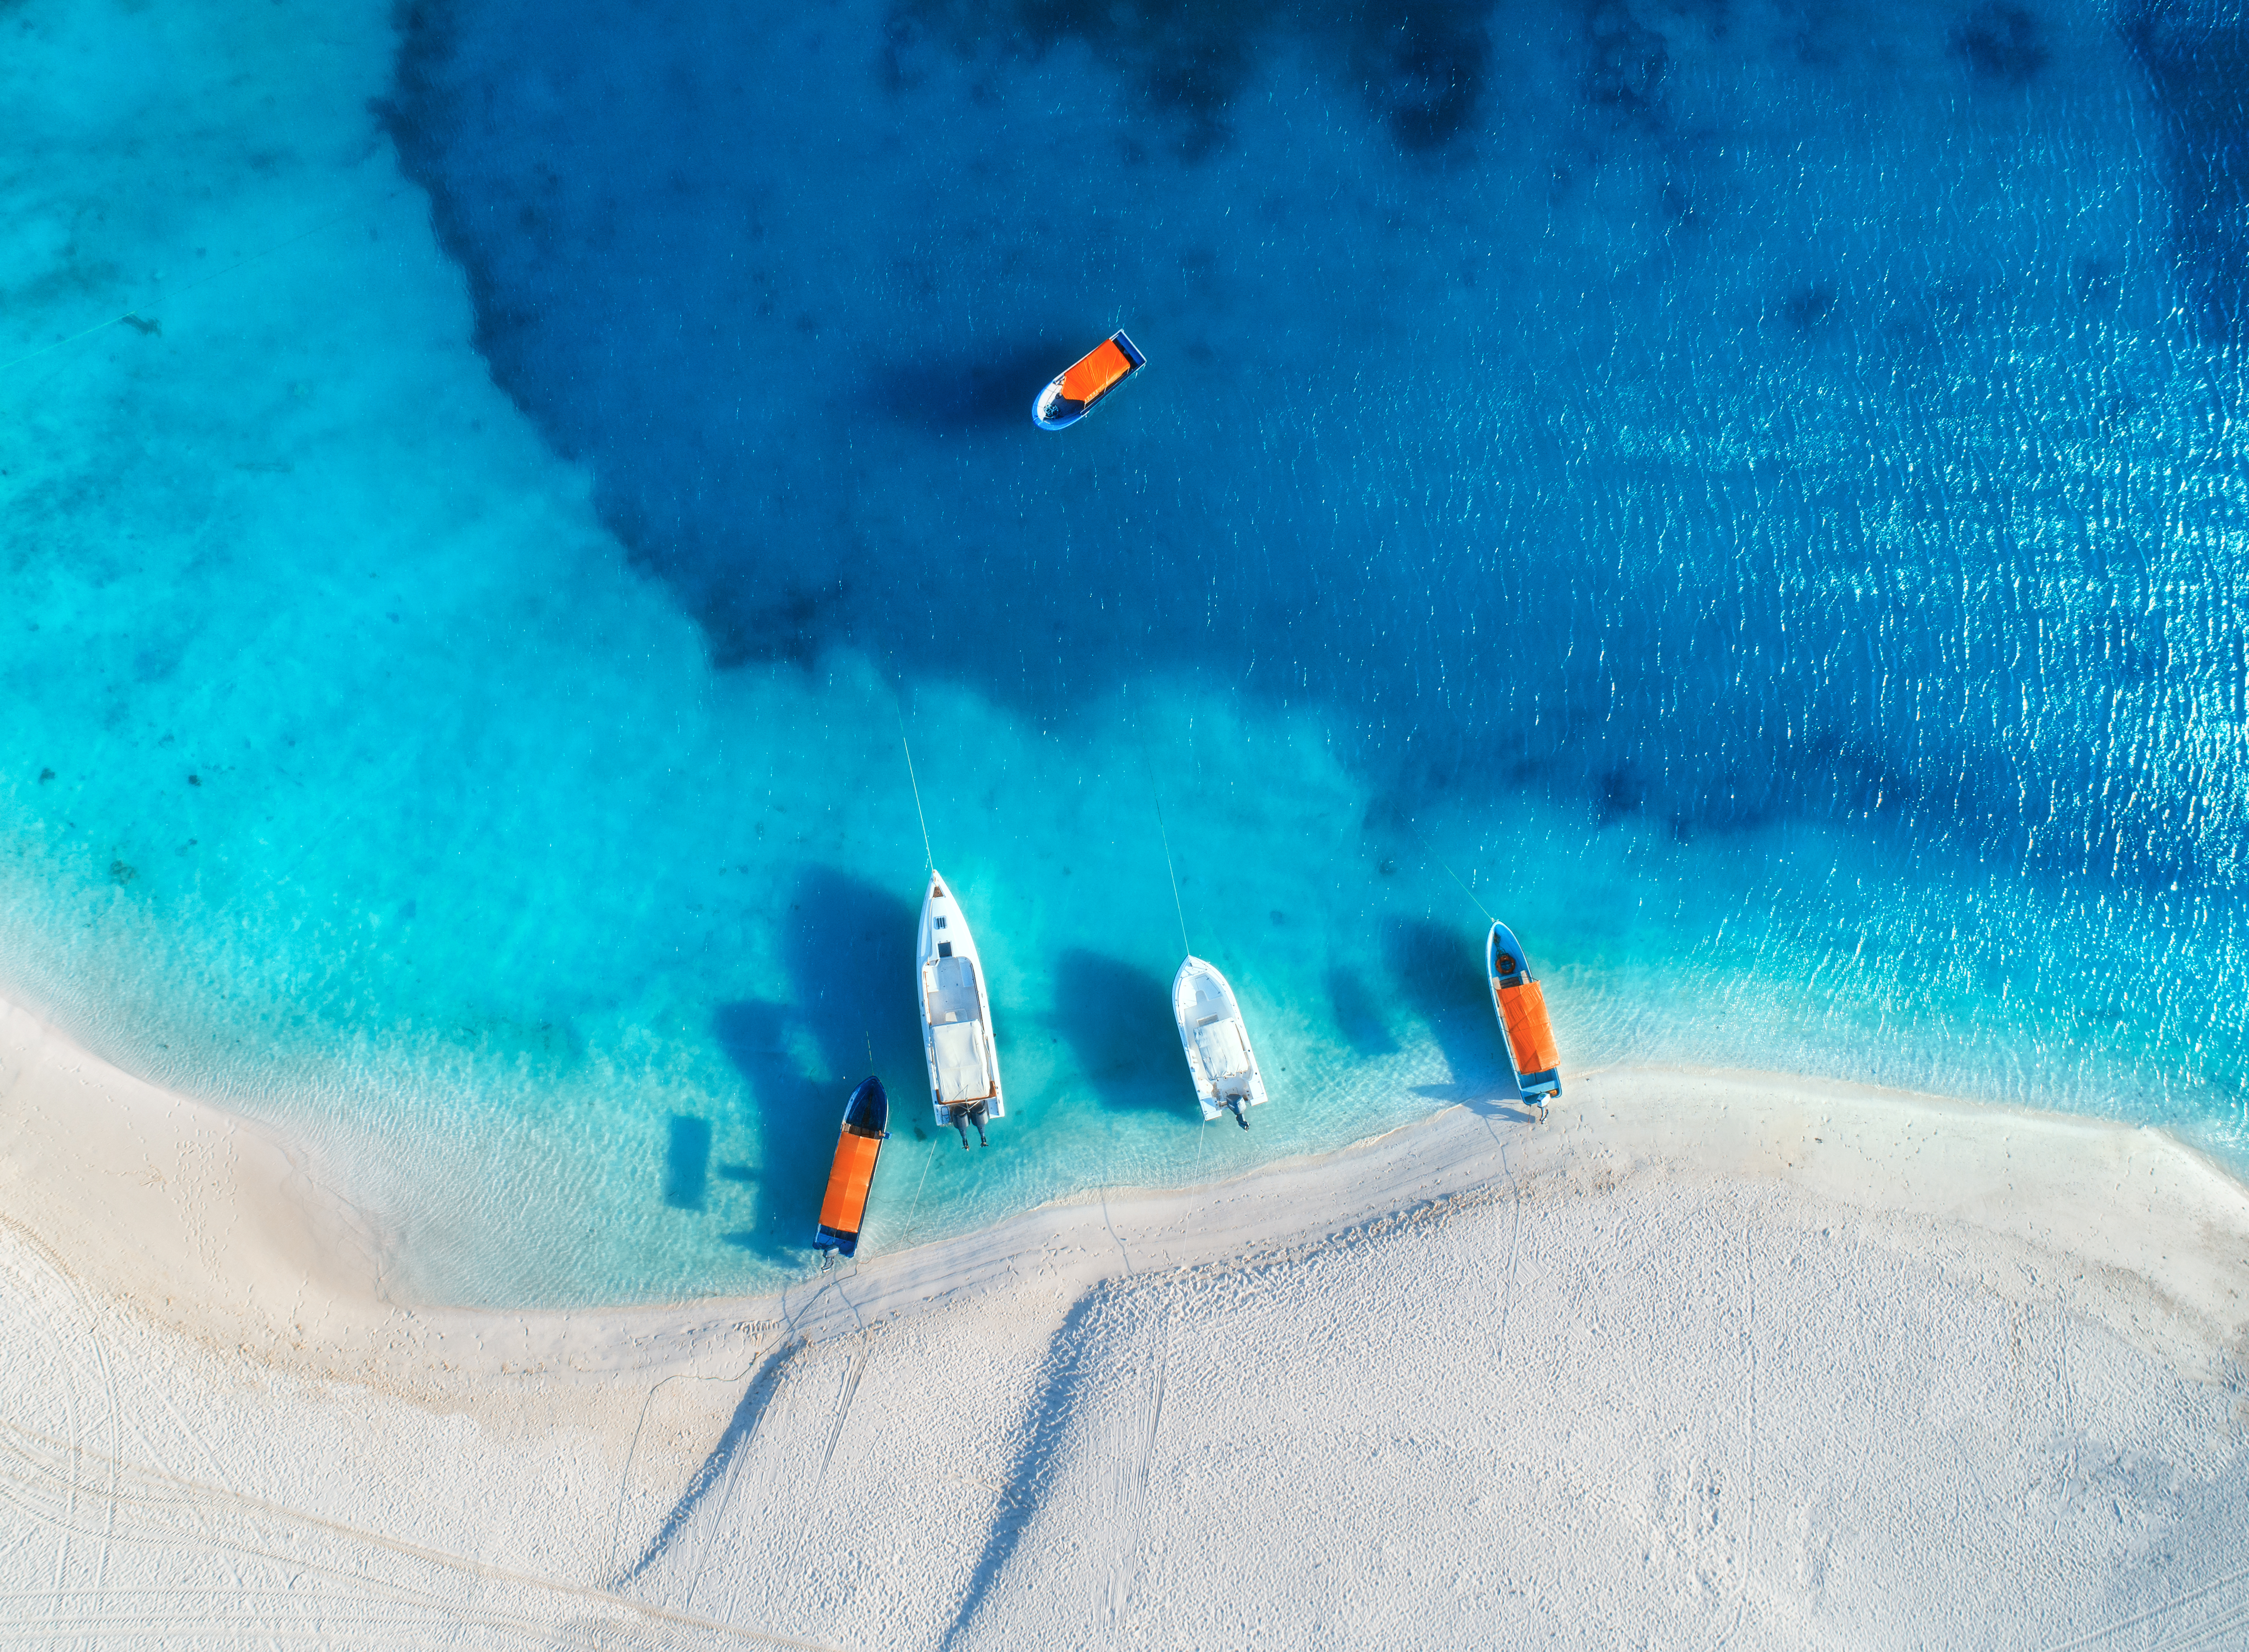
left=1486, top=921, right=1561, bottom=1119
left=918, top=870, right=1005, bottom=1147
left=813, top=1076, right=888, bottom=1259
left=1032, top=330, right=1146, bottom=430
left=1172, top=956, right=1267, bottom=1129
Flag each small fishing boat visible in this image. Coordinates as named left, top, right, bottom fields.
left=1172, top=956, right=1267, bottom=1129
left=1486, top=921, right=1561, bottom=1119
left=813, top=1076, right=888, bottom=1259
left=1032, top=330, right=1146, bottom=430
left=918, top=870, right=1005, bottom=1147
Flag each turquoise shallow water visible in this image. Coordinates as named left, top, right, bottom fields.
left=2, top=0, right=2245, bottom=1305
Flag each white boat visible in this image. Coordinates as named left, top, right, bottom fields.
left=918, top=870, right=1004, bottom=1148
left=1172, top=956, right=1267, bottom=1129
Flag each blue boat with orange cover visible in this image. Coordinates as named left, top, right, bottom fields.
left=813, top=1076, right=889, bottom=1258
left=1033, top=330, right=1145, bottom=430
left=1486, top=922, right=1561, bottom=1120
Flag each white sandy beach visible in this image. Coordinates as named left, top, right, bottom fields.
left=4, top=989, right=2247, bottom=1650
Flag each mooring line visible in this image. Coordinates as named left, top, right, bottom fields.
left=1123, top=684, right=1193, bottom=959
left=1411, top=820, right=1497, bottom=925
left=1150, top=781, right=1193, bottom=962
left=879, top=666, right=938, bottom=874
left=892, top=1134, right=944, bottom=1251
left=899, top=733, right=934, bottom=871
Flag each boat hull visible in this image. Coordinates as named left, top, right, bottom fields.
left=1033, top=330, right=1145, bottom=430
left=1486, top=921, right=1562, bottom=1106
left=918, top=871, right=1005, bottom=1139
left=1172, top=956, right=1268, bottom=1125
left=813, top=1076, right=888, bottom=1258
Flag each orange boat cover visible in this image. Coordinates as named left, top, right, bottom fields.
left=1497, top=980, right=1560, bottom=1075
left=1058, top=339, right=1134, bottom=407
left=818, top=1129, right=882, bottom=1236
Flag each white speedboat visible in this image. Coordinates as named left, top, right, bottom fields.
left=918, top=870, right=1004, bottom=1148
left=1172, top=956, right=1267, bottom=1129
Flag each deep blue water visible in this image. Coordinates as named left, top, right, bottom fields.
left=1, top=0, right=2245, bottom=1305
left=384, top=0, right=2249, bottom=899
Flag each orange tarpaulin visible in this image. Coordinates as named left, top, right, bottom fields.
left=1497, top=980, right=1560, bottom=1074
left=1058, top=339, right=1134, bottom=407
left=818, top=1129, right=882, bottom=1236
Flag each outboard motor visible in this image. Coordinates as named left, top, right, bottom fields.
left=1226, top=1095, right=1250, bottom=1130
left=948, top=1101, right=991, bottom=1149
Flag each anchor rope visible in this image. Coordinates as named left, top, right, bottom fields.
left=1123, top=684, right=1193, bottom=959
left=899, top=733, right=934, bottom=871
left=893, top=1134, right=944, bottom=1250
left=1411, top=821, right=1497, bottom=925
left=1150, top=779, right=1193, bottom=962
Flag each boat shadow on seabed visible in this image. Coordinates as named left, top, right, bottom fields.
left=705, top=868, right=921, bottom=1264
left=1048, top=948, right=1186, bottom=1120
left=1382, top=916, right=1530, bottom=1115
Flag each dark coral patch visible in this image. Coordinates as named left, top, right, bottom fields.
left=889, top=0, right=1501, bottom=155
left=1951, top=4, right=2050, bottom=85
left=1584, top=0, right=1670, bottom=118
left=2122, top=3, right=2249, bottom=345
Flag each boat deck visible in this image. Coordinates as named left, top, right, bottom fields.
left=924, top=955, right=981, bottom=1024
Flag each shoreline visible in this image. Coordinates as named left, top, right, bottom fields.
left=5, top=986, right=2249, bottom=1646
left=5, top=985, right=2245, bottom=1393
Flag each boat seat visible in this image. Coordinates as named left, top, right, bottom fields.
left=933, top=1020, right=991, bottom=1101
left=1195, top=1019, right=1250, bottom=1080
